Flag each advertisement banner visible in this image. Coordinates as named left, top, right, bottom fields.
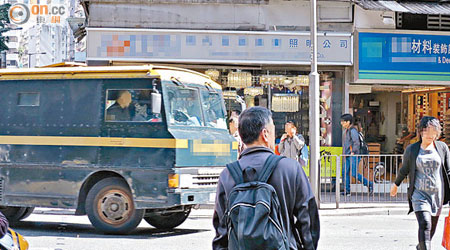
left=87, top=28, right=353, bottom=65
left=303, top=146, right=342, bottom=178
left=358, top=31, right=450, bottom=82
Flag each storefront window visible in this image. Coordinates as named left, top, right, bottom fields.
left=215, top=69, right=344, bottom=147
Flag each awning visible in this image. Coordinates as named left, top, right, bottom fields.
left=355, top=0, right=450, bottom=15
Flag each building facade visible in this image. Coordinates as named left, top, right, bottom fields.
left=82, top=0, right=354, bottom=148
left=80, top=0, right=450, bottom=153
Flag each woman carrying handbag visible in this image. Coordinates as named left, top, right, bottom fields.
left=390, top=116, right=450, bottom=250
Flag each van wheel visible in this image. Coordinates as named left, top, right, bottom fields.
left=144, top=208, right=191, bottom=229
left=85, top=177, right=144, bottom=234
left=19, top=207, right=35, bottom=221
left=0, top=206, right=27, bottom=225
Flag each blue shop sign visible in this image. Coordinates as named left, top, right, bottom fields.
left=358, top=31, right=450, bottom=82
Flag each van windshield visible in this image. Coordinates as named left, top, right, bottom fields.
left=200, top=89, right=227, bottom=129
left=164, top=83, right=227, bottom=129
left=165, top=84, right=204, bottom=127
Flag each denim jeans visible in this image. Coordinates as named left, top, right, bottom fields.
left=343, top=155, right=371, bottom=193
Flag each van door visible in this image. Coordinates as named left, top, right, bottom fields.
left=99, top=78, right=169, bottom=167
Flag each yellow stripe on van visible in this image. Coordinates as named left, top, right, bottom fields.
left=0, top=136, right=188, bottom=149
left=232, top=141, right=238, bottom=150
left=192, top=140, right=231, bottom=156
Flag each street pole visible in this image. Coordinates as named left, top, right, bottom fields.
left=1, top=51, right=6, bottom=68
left=309, top=0, right=320, bottom=206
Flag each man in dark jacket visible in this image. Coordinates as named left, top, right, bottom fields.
left=213, top=106, right=320, bottom=250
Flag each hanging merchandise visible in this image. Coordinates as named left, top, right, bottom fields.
left=205, top=69, right=220, bottom=81
left=445, top=109, right=450, bottom=146
left=439, top=92, right=450, bottom=125
left=226, top=72, right=252, bottom=89
left=260, top=75, right=309, bottom=92
left=244, top=87, right=264, bottom=96
left=223, top=90, right=238, bottom=99
left=271, top=94, right=299, bottom=113
left=320, top=81, right=333, bottom=146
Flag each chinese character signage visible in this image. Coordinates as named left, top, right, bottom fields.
left=358, top=31, right=450, bottom=82
left=87, top=28, right=353, bottom=65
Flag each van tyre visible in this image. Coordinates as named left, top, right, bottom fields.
left=144, top=208, right=191, bottom=229
left=85, top=177, right=144, bottom=234
left=0, top=206, right=27, bottom=225
left=18, top=207, right=34, bottom=221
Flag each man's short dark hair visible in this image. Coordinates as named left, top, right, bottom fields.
left=340, top=113, right=353, bottom=124
left=238, top=107, right=272, bottom=145
left=285, top=120, right=296, bottom=129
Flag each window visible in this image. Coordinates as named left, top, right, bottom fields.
left=200, top=89, right=227, bottom=129
left=105, top=89, right=161, bottom=122
left=17, top=92, right=40, bottom=106
left=164, top=83, right=204, bottom=127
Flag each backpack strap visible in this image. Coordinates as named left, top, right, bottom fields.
left=226, top=161, right=244, bottom=184
left=258, top=154, right=285, bottom=183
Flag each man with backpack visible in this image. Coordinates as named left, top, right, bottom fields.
left=213, top=107, right=320, bottom=250
left=340, top=114, right=373, bottom=196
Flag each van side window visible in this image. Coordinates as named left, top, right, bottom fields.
left=17, top=92, right=40, bottom=106
left=105, top=89, right=161, bottom=122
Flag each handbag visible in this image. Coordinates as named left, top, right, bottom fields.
left=442, top=210, right=450, bottom=250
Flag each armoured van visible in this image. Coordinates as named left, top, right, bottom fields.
left=0, top=65, right=237, bottom=234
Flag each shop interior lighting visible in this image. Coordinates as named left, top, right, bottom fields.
left=271, top=94, right=300, bottom=113
left=244, top=87, right=264, bottom=96
left=223, top=90, right=238, bottom=98
left=260, top=75, right=309, bottom=88
left=226, top=71, right=252, bottom=88
left=205, top=69, right=220, bottom=81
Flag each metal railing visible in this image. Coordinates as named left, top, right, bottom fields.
left=319, top=154, right=409, bottom=208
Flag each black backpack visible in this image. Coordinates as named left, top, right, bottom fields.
left=225, top=154, right=290, bottom=250
left=352, top=128, right=369, bottom=155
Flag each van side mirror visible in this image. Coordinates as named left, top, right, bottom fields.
left=152, top=92, right=162, bottom=114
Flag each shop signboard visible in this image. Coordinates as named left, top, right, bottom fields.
left=87, top=28, right=353, bottom=65
left=357, top=30, right=450, bottom=83
left=303, top=146, right=342, bottom=178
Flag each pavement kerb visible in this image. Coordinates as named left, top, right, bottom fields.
left=33, top=203, right=413, bottom=218
left=318, top=204, right=410, bottom=217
